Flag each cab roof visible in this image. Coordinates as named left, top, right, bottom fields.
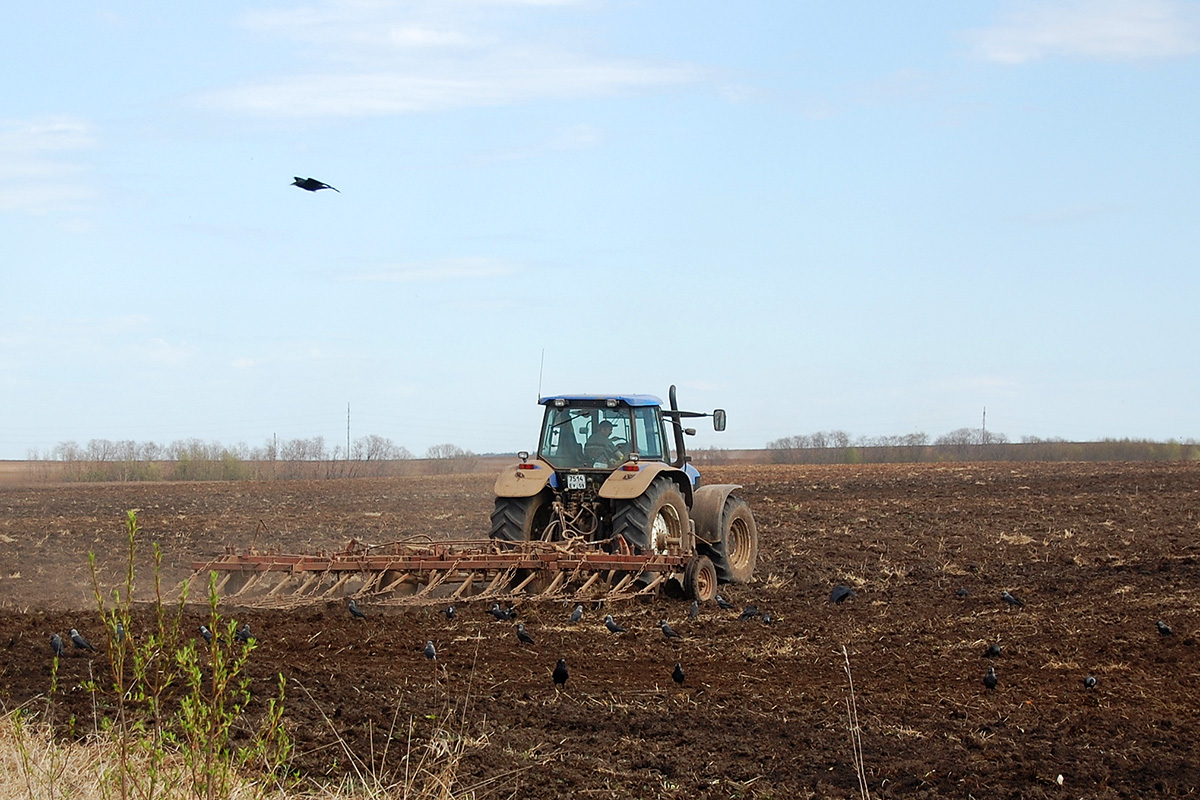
left=539, top=393, right=663, bottom=407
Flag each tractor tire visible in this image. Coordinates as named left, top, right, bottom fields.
left=709, top=496, right=758, bottom=584
left=611, top=478, right=689, bottom=555
left=490, top=492, right=553, bottom=542
left=683, top=555, right=718, bottom=602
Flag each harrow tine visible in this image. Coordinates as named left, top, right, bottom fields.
left=379, top=572, right=413, bottom=595
left=320, top=573, right=354, bottom=598
left=292, top=572, right=320, bottom=597
left=449, top=572, right=476, bottom=599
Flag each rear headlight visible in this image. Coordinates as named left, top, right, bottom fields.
left=620, top=464, right=640, bottom=472
left=518, top=463, right=538, bottom=470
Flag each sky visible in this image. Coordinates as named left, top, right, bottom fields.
left=3, top=0, right=1199, bottom=460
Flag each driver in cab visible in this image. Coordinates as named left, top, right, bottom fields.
left=584, top=420, right=625, bottom=467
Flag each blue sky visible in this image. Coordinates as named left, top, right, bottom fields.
left=3, top=0, right=1198, bottom=459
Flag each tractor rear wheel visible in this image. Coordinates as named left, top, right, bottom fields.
left=490, top=492, right=553, bottom=542
left=683, top=555, right=717, bottom=602
left=710, top=496, right=758, bottom=583
left=612, top=478, right=689, bottom=554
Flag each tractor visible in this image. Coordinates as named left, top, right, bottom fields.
left=490, top=386, right=757, bottom=600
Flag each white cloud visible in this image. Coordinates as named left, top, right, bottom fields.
left=205, top=1, right=703, bottom=118
left=0, top=117, right=97, bottom=214
left=969, top=0, right=1200, bottom=63
left=345, top=257, right=518, bottom=283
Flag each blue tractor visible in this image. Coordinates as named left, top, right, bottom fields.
left=491, top=386, right=757, bottom=600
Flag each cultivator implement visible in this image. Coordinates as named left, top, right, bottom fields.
left=189, top=537, right=692, bottom=609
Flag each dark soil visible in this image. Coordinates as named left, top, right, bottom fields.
left=2, top=462, right=1198, bottom=798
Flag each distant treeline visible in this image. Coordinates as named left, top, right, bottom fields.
left=765, top=429, right=1200, bottom=464
left=26, top=437, right=482, bottom=482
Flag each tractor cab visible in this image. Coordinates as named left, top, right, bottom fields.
left=537, top=394, right=667, bottom=471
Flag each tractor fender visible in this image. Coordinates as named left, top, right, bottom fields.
left=598, top=462, right=693, bottom=504
left=494, top=458, right=554, bottom=498
left=691, top=484, right=744, bottom=546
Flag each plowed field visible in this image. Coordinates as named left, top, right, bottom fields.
left=1, top=462, right=1198, bottom=798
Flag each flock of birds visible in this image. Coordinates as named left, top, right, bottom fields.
left=49, top=582, right=1179, bottom=695
left=346, top=592, right=779, bottom=690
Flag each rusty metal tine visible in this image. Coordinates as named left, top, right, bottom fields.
left=228, top=572, right=260, bottom=598
left=293, top=572, right=320, bottom=597
left=264, top=574, right=295, bottom=596
left=378, top=572, right=413, bottom=594
left=573, top=572, right=602, bottom=596
left=541, top=570, right=567, bottom=595
left=610, top=572, right=635, bottom=594
left=320, top=573, right=354, bottom=598
left=511, top=571, right=539, bottom=593
left=213, top=571, right=234, bottom=595
left=450, top=572, right=476, bottom=599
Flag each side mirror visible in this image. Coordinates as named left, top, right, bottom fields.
left=712, top=409, right=727, bottom=432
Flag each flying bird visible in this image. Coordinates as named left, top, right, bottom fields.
left=672, top=662, right=685, bottom=686
left=50, top=633, right=65, bottom=658
left=688, top=600, right=699, bottom=620
left=424, top=640, right=437, bottom=660
left=1083, top=675, right=1097, bottom=689
left=659, top=620, right=683, bottom=640
left=984, top=666, right=998, bottom=691
left=983, top=643, right=1002, bottom=658
left=570, top=604, right=583, bottom=624
left=738, top=605, right=760, bottom=621
left=516, top=622, right=535, bottom=646
left=348, top=598, right=367, bottom=619
left=829, top=584, right=857, bottom=604
left=199, top=625, right=213, bottom=643
left=443, top=606, right=456, bottom=621
left=553, top=658, right=569, bottom=688
left=291, top=176, right=339, bottom=193
left=1156, top=620, right=1174, bottom=636
left=715, top=595, right=735, bottom=610
left=604, top=614, right=626, bottom=634
left=1001, top=590, right=1025, bottom=607
left=69, top=628, right=97, bottom=652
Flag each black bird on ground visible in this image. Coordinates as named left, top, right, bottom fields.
left=291, top=176, right=339, bottom=193
left=688, top=600, right=699, bottom=620
left=553, top=658, right=569, bottom=688
left=69, top=628, right=97, bottom=652
left=348, top=598, right=367, bottom=619
left=50, top=633, right=65, bottom=658
left=956, top=588, right=969, bottom=598
left=1084, top=675, right=1097, bottom=689
left=570, top=604, right=583, bottom=624
left=738, top=605, right=760, bottom=621
left=236, top=623, right=253, bottom=643
left=490, top=603, right=517, bottom=621
left=1001, top=590, right=1025, bottom=607
left=659, top=620, right=683, bottom=640
left=1156, top=620, right=1174, bottom=636
left=199, top=625, right=213, bottom=643
left=762, top=611, right=774, bottom=625
left=424, top=640, right=437, bottom=660
left=516, top=622, right=536, bottom=646
left=715, top=595, right=735, bottom=610
left=829, top=584, right=857, bottom=604
left=443, top=606, right=456, bottom=621
left=116, top=623, right=125, bottom=643
left=984, top=643, right=1002, bottom=658
left=672, top=662, right=685, bottom=686
left=604, top=614, right=626, bottom=634
left=984, top=666, right=998, bottom=690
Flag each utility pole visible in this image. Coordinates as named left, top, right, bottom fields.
left=981, top=406, right=987, bottom=445
left=347, top=402, right=351, bottom=460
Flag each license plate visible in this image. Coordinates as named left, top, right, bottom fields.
left=566, top=473, right=587, bottom=491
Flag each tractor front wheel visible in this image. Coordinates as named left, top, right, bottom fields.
left=490, top=492, right=553, bottom=542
